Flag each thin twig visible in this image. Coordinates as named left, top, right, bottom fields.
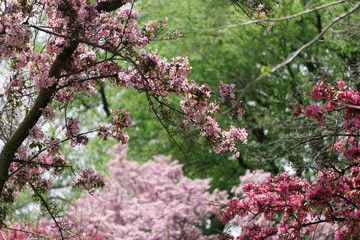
left=195, top=0, right=347, bottom=31
left=1, top=226, right=48, bottom=239
left=29, top=183, right=65, bottom=240
left=222, top=2, right=360, bottom=116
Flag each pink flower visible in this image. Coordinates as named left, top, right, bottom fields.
left=305, top=104, right=325, bottom=124
left=293, top=104, right=302, bottom=117
left=337, top=79, right=346, bottom=89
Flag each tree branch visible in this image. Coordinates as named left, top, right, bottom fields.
left=0, top=41, right=78, bottom=198
left=222, top=2, right=360, bottom=116
left=30, top=183, right=65, bottom=240
left=196, top=0, right=347, bottom=31
left=2, top=226, right=48, bottom=239
left=0, top=0, right=129, bottom=206
left=99, top=84, right=110, bottom=117
left=95, top=0, right=130, bottom=12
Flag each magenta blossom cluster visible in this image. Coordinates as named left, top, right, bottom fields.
left=221, top=79, right=360, bottom=239
left=300, top=79, right=360, bottom=161
left=305, top=104, right=325, bottom=125
left=220, top=170, right=357, bottom=239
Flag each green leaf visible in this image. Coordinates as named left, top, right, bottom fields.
left=261, top=65, right=272, bottom=75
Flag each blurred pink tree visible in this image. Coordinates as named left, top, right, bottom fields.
left=68, top=144, right=228, bottom=240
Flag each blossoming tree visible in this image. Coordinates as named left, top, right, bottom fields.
left=220, top=79, right=360, bottom=239
left=68, top=144, right=228, bottom=239
left=0, top=0, right=253, bottom=235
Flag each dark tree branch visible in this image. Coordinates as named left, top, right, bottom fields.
left=29, top=183, right=65, bottom=239
left=0, top=40, right=78, bottom=197
left=99, top=84, right=110, bottom=117
left=95, top=0, right=129, bottom=12
left=315, top=10, right=322, bottom=34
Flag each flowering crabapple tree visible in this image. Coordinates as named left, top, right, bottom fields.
left=225, top=169, right=335, bottom=239
left=66, top=144, right=228, bottom=240
left=0, top=0, right=253, bottom=236
left=220, top=79, right=360, bottom=239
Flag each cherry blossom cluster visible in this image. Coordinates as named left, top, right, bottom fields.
left=137, top=51, right=247, bottom=155
left=64, top=118, right=89, bottom=147
left=6, top=138, right=69, bottom=204
left=44, top=0, right=101, bottom=38
left=179, top=82, right=247, bottom=156
left=86, top=5, right=142, bottom=49
left=0, top=0, right=32, bottom=60
left=219, top=81, right=236, bottom=104
left=218, top=81, right=245, bottom=117
left=28, top=125, right=45, bottom=140
left=71, top=168, right=105, bottom=193
left=3, top=123, right=82, bottom=220
left=213, top=126, right=247, bottom=157
left=97, top=108, right=131, bottom=143
left=231, top=0, right=278, bottom=29
left=8, top=153, right=53, bottom=201
left=68, top=144, right=228, bottom=239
